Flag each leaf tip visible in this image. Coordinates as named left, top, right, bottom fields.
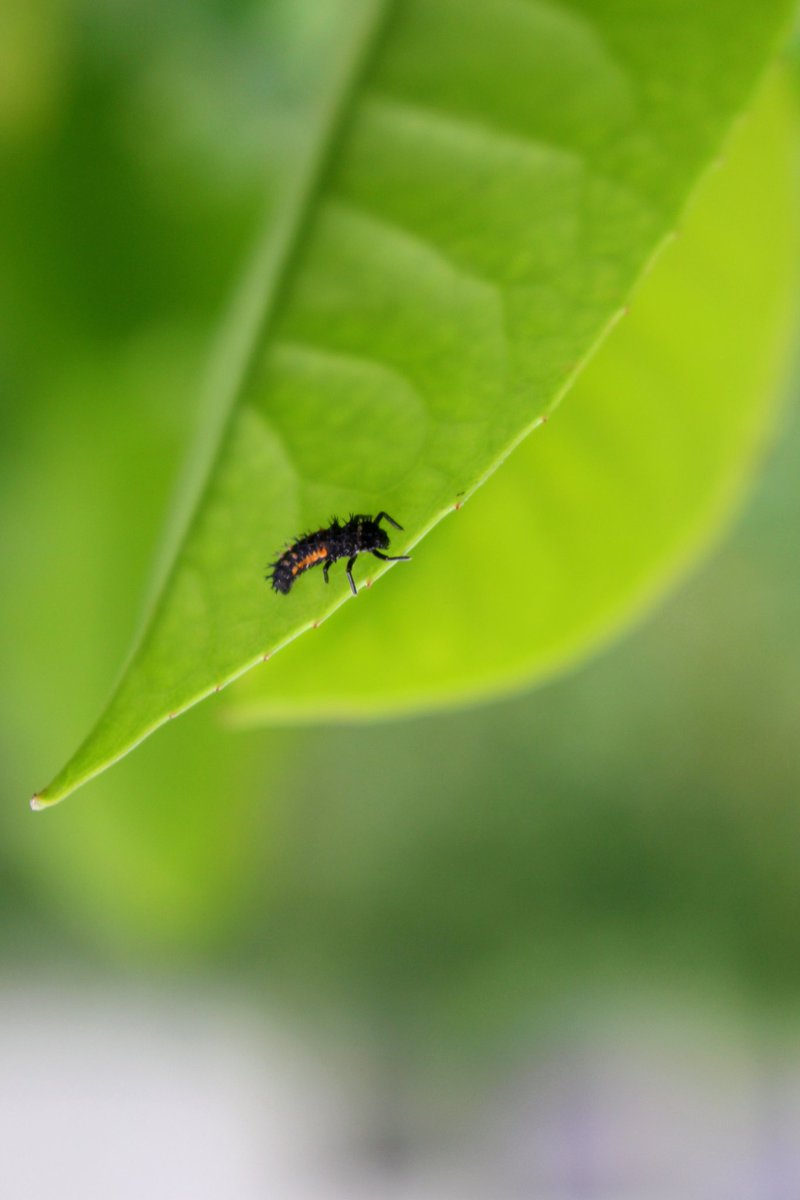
left=30, top=794, right=45, bottom=812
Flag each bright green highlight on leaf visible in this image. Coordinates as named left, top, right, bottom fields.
left=227, top=73, right=798, bottom=722
left=35, top=0, right=793, bottom=806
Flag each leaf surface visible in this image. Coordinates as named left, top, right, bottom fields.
left=36, top=0, right=793, bottom=805
left=227, top=73, right=799, bottom=722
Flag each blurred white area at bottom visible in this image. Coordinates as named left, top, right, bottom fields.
left=0, top=979, right=799, bottom=1200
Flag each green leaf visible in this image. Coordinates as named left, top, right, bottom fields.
left=35, top=0, right=793, bottom=807
left=227, top=71, right=800, bottom=723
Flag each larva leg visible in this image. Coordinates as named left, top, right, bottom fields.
left=374, top=512, right=403, bottom=530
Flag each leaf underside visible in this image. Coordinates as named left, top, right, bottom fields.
left=36, top=0, right=793, bottom=806
left=227, top=73, right=799, bottom=724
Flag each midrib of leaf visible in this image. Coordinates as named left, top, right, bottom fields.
left=32, top=0, right=393, bottom=809
left=138, top=0, right=392, bottom=629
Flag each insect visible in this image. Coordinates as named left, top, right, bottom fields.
left=268, top=512, right=410, bottom=597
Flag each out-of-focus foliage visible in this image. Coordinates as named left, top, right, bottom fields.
left=1, top=0, right=301, bottom=955
left=33, top=0, right=794, bottom=806
left=240, top=391, right=800, bottom=1063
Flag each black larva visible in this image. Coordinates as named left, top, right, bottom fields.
left=268, top=512, right=410, bottom=597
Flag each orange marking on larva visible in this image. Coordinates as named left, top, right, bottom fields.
left=291, top=546, right=328, bottom=575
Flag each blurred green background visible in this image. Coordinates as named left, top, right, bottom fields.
left=3, top=0, right=800, bottom=1193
